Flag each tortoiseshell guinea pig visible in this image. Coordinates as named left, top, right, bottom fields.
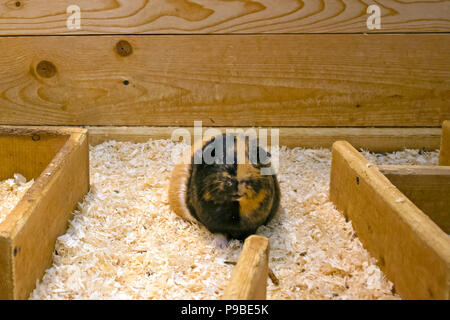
left=169, top=133, right=280, bottom=240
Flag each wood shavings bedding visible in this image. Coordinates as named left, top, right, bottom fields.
left=0, top=173, right=34, bottom=225
left=360, top=149, right=439, bottom=166
left=29, top=141, right=439, bottom=300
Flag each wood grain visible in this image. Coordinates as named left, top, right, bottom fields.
left=0, top=0, right=449, bottom=35
left=223, top=235, right=269, bottom=300
left=330, top=141, right=450, bottom=300
left=0, top=35, right=449, bottom=127
left=440, top=120, right=450, bottom=165
left=86, top=126, right=442, bottom=152
left=0, top=126, right=89, bottom=300
left=379, top=165, right=450, bottom=234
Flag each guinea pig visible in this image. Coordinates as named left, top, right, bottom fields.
left=169, top=133, right=280, bottom=242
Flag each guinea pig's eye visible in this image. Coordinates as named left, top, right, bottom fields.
left=251, top=148, right=272, bottom=168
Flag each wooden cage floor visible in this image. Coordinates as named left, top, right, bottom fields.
left=27, top=139, right=439, bottom=300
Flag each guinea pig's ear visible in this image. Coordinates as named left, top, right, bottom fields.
left=251, top=146, right=272, bottom=168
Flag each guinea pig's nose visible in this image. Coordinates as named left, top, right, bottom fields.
left=238, top=182, right=248, bottom=194
left=231, top=193, right=242, bottom=201
left=226, top=180, right=239, bottom=198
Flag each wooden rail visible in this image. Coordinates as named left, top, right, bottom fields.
left=86, top=126, right=442, bottom=152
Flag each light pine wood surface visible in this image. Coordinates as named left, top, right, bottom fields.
left=223, top=235, right=269, bottom=300
left=86, top=126, right=442, bottom=152
left=378, top=165, right=450, bottom=234
left=0, top=0, right=449, bottom=35
left=440, top=121, right=450, bottom=166
left=0, top=35, right=449, bottom=127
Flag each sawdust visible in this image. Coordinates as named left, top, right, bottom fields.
left=0, top=173, right=34, bottom=225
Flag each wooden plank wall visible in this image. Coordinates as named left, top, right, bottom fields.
left=0, top=1, right=449, bottom=127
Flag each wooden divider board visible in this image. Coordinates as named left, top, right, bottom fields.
left=0, top=127, right=89, bottom=300
left=330, top=141, right=450, bottom=300
left=0, top=35, right=449, bottom=127
left=223, top=235, right=269, bottom=300
left=378, top=165, right=450, bottom=234
left=0, top=0, right=449, bottom=35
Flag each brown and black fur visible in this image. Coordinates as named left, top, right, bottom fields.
left=184, top=134, right=280, bottom=240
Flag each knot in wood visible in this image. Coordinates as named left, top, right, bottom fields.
left=36, top=60, right=57, bottom=78
left=116, top=40, right=133, bottom=57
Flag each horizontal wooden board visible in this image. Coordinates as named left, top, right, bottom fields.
left=86, top=126, right=442, bottom=152
left=379, top=165, right=450, bottom=234
left=0, top=35, right=449, bottom=127
left=0, top=0, right=449, bottom=35
left=330, top=141, right=450, bottom=299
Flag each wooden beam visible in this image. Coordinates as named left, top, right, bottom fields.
left=330, top=141, right=450, bottom=300
left=223, top=235, right=269, bottom=300
left=0, top=35, right=449, bottom=127
left=378, top=165, right=450, bottom=234
left=440, top=121, right=450, bottom=166
left=0, top=126, right=90, bottom=299
left=86, top=126, right=442, bottom=152
left=0, top=0, right=449, bottom=35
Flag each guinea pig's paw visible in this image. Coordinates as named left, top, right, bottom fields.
left=213, top=233, right=229, bottom=249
